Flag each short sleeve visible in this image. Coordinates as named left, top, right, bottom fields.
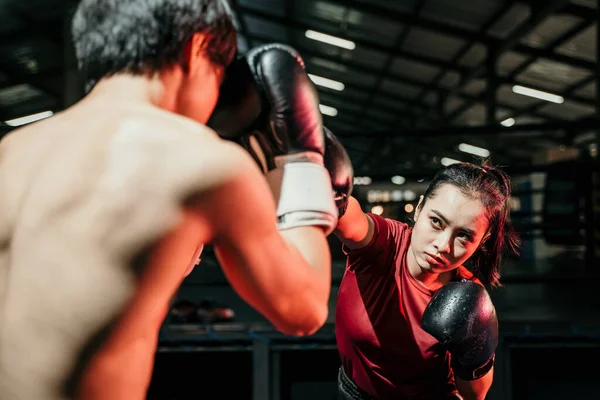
left=343, top=213, right=410, bottom=274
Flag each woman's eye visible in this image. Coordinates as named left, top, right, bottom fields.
left=458, top=233, right=473, bottom=242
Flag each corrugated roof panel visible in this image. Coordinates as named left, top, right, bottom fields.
left=537, top=100, right=595, bottom=120
left=371, top=95, right=414, bottom=112
left=364, top=107, right=398, bottom=124
left=570, top=0, right=596, bottom=8
left=439, top=71, right=461, bottom=88
left=350, top=47, right=391, bottom=70
left=497, top=52, right=530, bottom=76
left=389, top=58, right=441, bottom=82
left=350, top=0, right=420, bottom=13
left=555, top=24, right=596, bottom=62
left=457, top=44, right=487, bottom=67
left=463, top=79, right=486, bottom=96
left=402, top=27, right=465, bottom=61
left=515, top=59, right=592, bottom=92
left=296, top=0, right=403, bottom=46
left=421, top=91, right=437, bottom=106
left=486, top=3, right=531, bottom=38
left=421, top=0, right=504, bottom=31
left=380, top=78, right=425, bottom=98
left=445, top=97, right=466, bottom=114
left=453, top=103, right=485, bottom=125
left=305, top=56, right=380, bottom=87
left=573, top=80, right=595, bottom=100
left=520, top=15, right=583, bottom=48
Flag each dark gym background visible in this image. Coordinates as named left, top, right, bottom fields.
left=0, top=0, right=599, bottom=399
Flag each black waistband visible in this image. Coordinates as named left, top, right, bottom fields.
left=337, top=367, right=372, bottom=400
left=337, top=367, right=464, bottom=400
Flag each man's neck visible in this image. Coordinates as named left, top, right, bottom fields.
left=86, top=71, right=179, bottom=111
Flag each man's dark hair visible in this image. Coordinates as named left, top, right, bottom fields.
left=71, top=0, right=238, bottom=92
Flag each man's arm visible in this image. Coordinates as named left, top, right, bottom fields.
left=192, top=142, right=330, bottom=336
left=455, top=366, right=494, bottom=400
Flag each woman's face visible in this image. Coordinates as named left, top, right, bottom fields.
left=409, top=184, right=490, bottom=275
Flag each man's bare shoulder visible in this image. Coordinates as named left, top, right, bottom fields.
left=111, top=107, right=218, bottom=144
left=111, top=108, right=259, bottom=191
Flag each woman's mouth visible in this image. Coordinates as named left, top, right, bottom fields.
left=424, top=253, right=445, bottom=266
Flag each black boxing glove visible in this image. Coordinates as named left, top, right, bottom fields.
left=323, top=127, right=353, bottom=218
left=208, top=43, right=337, bottom=234
left=421, top=280, right=498, bottom=381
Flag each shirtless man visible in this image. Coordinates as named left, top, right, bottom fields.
left=0, top=1, right=337, bottom=399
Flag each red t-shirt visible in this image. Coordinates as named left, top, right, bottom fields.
left=335, top=213, right=472, bottom=399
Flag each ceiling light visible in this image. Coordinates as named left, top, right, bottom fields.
left=5, top=110, right=54, bottom=127
left=458, top=143, right=490, bottom=157
left=308, top=74, right=345, bottom=91
left=305, top=30, right=356, bottom=50
left=371, top=205, right=384, bottom=215
left=441, top=157, right=461, bottom=166
left=501, top=117, right=515, bottom=127
left=512, top=85, right=564, bottom=104
left=391, top=175, right=405, bottom=185
left=354, top=176, right=372, bottom=185
left=319, top=104, right=338, bottom=117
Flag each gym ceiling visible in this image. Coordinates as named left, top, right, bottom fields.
left=0, top=0, right=598, bottom=181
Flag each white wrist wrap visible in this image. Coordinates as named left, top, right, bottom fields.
left=266, top=161, right=338, bottom=235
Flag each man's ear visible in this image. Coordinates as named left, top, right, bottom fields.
left=184, top=32, right=210, bottom=77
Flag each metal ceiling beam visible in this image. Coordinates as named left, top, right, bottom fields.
left=447, top=73, right=596, bottom=123
left=323, top=81, right=430, bottom=113
left=542, top=2, right=595, bottom=20
left=351, top=1, right=428, bottom=169
left=442, top=0, right=572, bottom=120
left=413, top=1, right=517, bottom=121
left=246, top=32, right=560, bottom=124
left=352, top=1, right=426, bottom=124
left=512, top=42, right=595, bottom=71
left=238, top=6, right=468, bottom=74
left=245, top=32, right=432, bottom=117
left=352, top=157, right=599, bottom=182
left=335, top=117, right=600, bottom=138
left=448, top=14, right=594, bottom=122
left=506, top=18, right=594, bottom=84
left=328, top=100, right=419, bottom=125
left=239, top=9, right=584, bottom=123
left=237, top=6, right=597, bottom=127
left=343, top=0, right=596, bottom=72
left=244, top=0, right=597, bottom=73
left=325, top=114, right=473, bottom=174
left=223, top=7, right=594, bottom=75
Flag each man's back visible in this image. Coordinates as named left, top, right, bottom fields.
left=0, top=98, right=227, bottom=399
